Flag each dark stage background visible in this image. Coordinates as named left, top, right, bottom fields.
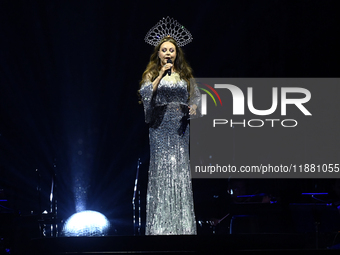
left=0, top=0, right=339, bottom=237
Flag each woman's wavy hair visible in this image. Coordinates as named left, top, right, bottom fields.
left=139, top=36, right=193, bottom=91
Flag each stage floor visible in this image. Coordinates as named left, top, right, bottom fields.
left=25, top=234, right=340, bottom=255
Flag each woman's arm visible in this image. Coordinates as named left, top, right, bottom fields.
left=189, top=79, right=202, bottom=117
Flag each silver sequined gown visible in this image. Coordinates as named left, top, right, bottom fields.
left=140, top=73, right=199, bottom=235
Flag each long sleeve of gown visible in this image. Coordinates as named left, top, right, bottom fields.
left=189, top=79, right=202, bottom=119
left=140, top=82, right=154, bottom=123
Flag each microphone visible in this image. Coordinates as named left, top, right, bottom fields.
left=167, top=59, right=172, bottom=76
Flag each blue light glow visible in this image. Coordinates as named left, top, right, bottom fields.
left=62, top=210, right=110, bottom=236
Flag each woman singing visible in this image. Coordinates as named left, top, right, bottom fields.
left=139, top=17, right=200, bottom=235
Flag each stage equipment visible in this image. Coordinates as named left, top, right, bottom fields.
left=144, top=17, right=193, bottom=47
left=290, top=192, right=340, bottom=249
left=132, top=158, right=142, bottom=235
left=62, top=210, right=110, bottom=237
left=36, top=159, right=60, bottom=237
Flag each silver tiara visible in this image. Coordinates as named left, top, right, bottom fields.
left=144, top=17, right=193, bottom=47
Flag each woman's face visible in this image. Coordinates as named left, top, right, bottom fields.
left=158, top=41, right=177, bottom=66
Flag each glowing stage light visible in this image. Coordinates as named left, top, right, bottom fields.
left=62, top=210, right=110, bottom=236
